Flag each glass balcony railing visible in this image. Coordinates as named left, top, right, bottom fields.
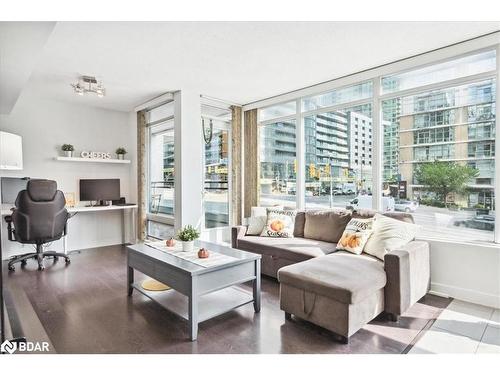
left=150, top=180, right=174, bottom=216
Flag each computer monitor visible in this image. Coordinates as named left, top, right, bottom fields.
left=79, top=179, right=120, bottom=204
left=1, top=177, right=29, bottom=204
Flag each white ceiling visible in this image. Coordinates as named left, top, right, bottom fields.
left=2, top=21, right=500, bottom=113
left=0, top=22, right=55, bottom=114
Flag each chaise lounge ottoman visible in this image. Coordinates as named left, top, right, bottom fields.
left=278, top=251, right=386, bottom=343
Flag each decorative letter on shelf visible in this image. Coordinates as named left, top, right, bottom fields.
left=80, top=151, right=112, bottom=160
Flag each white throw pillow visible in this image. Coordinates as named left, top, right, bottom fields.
left=336, top=217, right=374, bottom=255
left=246, top=206, right=283, bottom=235
left=260, top=209, right=296, bottom=238
left=363, top=213, right=420, bottom=260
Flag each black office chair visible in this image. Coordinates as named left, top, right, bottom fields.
left=5, top=179, right=71, bottom=271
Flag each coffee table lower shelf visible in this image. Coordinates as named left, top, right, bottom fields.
left=132, top=283, right=254, bottom=323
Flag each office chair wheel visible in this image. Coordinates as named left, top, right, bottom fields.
left=8, top=265, right=15, bottom=271
left=21, top=259, right=28, bottom=266
left=65, top=258, right=71, bottom=264
left=38, top=264, right=45, bottom=271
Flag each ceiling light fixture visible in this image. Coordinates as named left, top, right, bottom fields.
left=71, top=76, right=106, bottom=98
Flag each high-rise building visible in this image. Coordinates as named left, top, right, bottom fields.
left=396, top=80, right=495, bottom=208
left=382, top=98, right=401, bottom=181
left=260, top=106, right=378, bottom=193
left=347, top=111, right=373, bottom=190
left=305, top=111, right=349, bottom=179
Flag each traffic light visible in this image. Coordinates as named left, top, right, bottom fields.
left=309, top=163, right=316, bottom=178
left=325, top=163, right=331, bottom=176
left=293, top=159, right=297, bottom=174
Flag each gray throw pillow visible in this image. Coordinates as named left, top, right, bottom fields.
left=304, top=210, right=352, bottom=243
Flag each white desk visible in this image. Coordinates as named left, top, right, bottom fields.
left=1, top=204, right=138, bottom=254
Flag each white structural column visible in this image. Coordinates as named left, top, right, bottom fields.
left=495, top=42, right=500, bottom=243
left=296, top=98, right=305, bottom=209
left=372, top=78, right=383, bottom=211
left=174, top=90, right=203, bottom=231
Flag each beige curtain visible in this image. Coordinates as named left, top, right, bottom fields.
left=137, top=110, right=147, bottom=240
left=230, top=106, right=243, bottom=225
left=243, top=109, right=259, bottom=218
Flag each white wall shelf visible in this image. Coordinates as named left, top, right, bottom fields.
left=54, top=156, right=131, bottom=164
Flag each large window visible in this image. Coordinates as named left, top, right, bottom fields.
left=304, top=104, right=373, bottom=210
left=145, top=101, right=175, bottom=238
left=148, top=120, right=175, bottom=216
left=303, top=82, right=373, bottom=111
left=259, top=120, right=297, bottom=207
left=381, top=50, right=496, bottom=94
left=382, top=78, right=496, bottom=243
left=256, top=45, right=498, bottom=244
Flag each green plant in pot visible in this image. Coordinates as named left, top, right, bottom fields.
left=116, top=147, right=127, bottom=160
left=61, top=144, right=75, bottom=157
left=177, top=225, right=200, bottom=252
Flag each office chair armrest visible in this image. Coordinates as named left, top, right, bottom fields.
left=4, top=215, right=15, bottom=241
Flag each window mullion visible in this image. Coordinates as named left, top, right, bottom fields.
left=296, top=98, right=305, bottom=210
left=494, top=43, right=500, bottom=243
left=372, top=78, right=383, bottom=211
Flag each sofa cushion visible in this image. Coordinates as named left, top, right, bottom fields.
left=336, top=217, right=375, bottom=255
left=294, top=211, right=305, bottom=237
left=247, top=206, right=284, bottom=235
left=364, top=213, right=420, bottom=260
left=237, top=235, right=337, bottom=263
left=304, top=210, right=352, bottom=243
left=353, top=209, right=414, bottom=224
left=260, top=208, right=297, bottom=238
left=278, top=251, right=386, bottom=304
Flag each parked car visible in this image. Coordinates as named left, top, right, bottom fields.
left=344, top=189, right=355, bottom=195
left=394, top=200, right=418, bottom=212
left=305, top=190, right=314, bottom=197
left=347, top=195, right=395, bottom=212
left=454, top=215, right=495, bottom=231
left=332, top=188, right=344, bottom=195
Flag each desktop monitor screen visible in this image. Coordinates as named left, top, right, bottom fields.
left=1, top=177, right=29, bottom=204
left=79, top=179, right=120, bottom=202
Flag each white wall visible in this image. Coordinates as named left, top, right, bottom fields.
left=0, top=92, right=136, bottom=259
left=428, top=240, right=500, bottom=309
left=173, top=90, right=203, bottom=231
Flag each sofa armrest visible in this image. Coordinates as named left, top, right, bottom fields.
left=231, top=225, right=248, bottom=248
left=384, top=240, right=430, bottom=316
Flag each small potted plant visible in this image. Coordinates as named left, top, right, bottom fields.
left=176, top=225, right=200, bottom=252
left=116, top=147, right=127, bottom=160
left=61, top=144, right=75, bottom=157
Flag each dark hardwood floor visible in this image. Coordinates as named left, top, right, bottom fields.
left=4, top=245, right=451, bottom=354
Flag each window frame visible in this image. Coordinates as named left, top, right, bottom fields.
left=251, top=35, right=500, bottom=244
left=145, top=100, right=176, bottom=232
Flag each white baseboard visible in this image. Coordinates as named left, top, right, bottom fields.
left=430, top=282, right=500, bottom=309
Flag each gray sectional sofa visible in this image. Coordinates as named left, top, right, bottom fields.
left=231, top=209, right=430, bottom=343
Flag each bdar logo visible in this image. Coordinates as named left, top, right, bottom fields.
left=1, top=339, right=49, bottom=353
left=1, top=340, right=17, bottom=354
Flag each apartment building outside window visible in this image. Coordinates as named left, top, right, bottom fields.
left=259, top=120, right=297, bottom=207
left=383, top=76, right=496, bottom=242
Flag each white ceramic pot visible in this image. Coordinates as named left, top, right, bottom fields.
left=64, top=151, right=73, bottom=157
left=117, top=154, right=124, bottom=160
left=181, top=241, right=194, bottom=252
